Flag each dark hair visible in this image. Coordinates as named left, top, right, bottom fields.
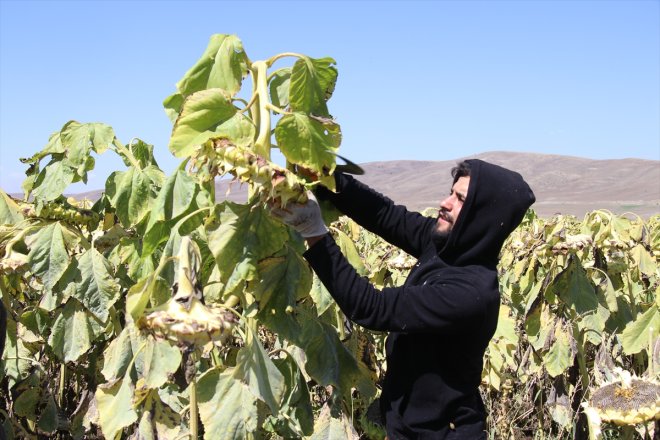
left=451, top=161, right=471, bottom=183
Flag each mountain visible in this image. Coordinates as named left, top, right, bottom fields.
left=15, top=152, right=659, bottom=219
left=356, top=152, right=660, bottom=218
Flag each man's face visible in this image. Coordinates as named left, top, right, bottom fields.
left=434, top=176, right=470, bottom=238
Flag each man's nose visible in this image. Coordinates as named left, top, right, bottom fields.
left=439, top=197, right=452, bottom=211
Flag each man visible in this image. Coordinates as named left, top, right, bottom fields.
left=272, top=159, right=535, bottom=439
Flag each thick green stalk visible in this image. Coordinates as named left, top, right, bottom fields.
left=251, top=60, right=271, bottom=159
left=112, top=138, right=142, bottom=169
left=621, top=426, right=635, bottom=440
left=190, top=372, right=198, bottom=439
left=335, top=306, right=346, bottom=341
left=571, top=319, right=590, bottom=392
left=59, top=363, right=66, bottom=407
left=266, top=52, right=304, bottom=67
left=0, top=277, right=11, bottom=313
left=249, top=63, right=260, bottom=134
left=649, top=326, right=655, bottom=377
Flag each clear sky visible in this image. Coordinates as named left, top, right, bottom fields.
left=1, top=0, right=658, bottom=194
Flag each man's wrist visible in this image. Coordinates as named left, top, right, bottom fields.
left=305, top=234, right=326, bottom=248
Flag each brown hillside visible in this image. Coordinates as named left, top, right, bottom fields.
left=356, top=152, right=660, bottom=218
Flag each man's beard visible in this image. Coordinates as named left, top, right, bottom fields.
left=431, top=212, right=451, bottom=248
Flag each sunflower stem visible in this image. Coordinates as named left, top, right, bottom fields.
left=621, top=425, right=634, bottom=440
left=190, top=370, right=198, bottom=439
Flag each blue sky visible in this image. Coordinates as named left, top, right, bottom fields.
left=1, top=0, right=658, bottom=194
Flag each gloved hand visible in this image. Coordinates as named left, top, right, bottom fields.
left=270, top=192, right=329, bottom=238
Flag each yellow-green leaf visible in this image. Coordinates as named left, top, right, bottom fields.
left=197, top=368, right=259, bottom=439
left=289, top=56, right=337, bottom=116
left=206, top=202, right=288, bottom=295
left=106, top=165, right=164, bottom=228
left=175, top=34, right=248, bottom=98
left=101, top=326, right=134, bottom=381
left=69, top=248, right=121, bottom=322
left=308, top=403, right=359, bottom=440
left=48, top=300, right=104, bottom=363
left=168, top=88, right=237, bottom=158
left=621, top=304, right=660, bottom=355
left=543, top=326, right=573, bottom=377
left=275, top=113, right=340, bottom=176
left=27, top=222, right=70, bottom=291
left=232, top=329, right=285, bottom=413
left=630, top=244, right=657, bottom=278
left=141, top=337, right=182, bottom=389
left=0, top=190, right=23, bottom=225
left=95, top=378, right=138, bottom=440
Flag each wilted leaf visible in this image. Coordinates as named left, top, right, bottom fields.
left=288, top=56, right=337, bottom=116
left=101, top=326, right=134, bottom=381
left=274, top=113, right=340, bottom=176
left=141, top=337, right=182, bottom=389
left=213, top=112, right=256, bottom=148
left=126, top=272, right=170, bottom=322
left=621, top=304, right=660, bottom=355
left=297, top=309, right=376, bottom=399
left=109, top=237, right=157, bottom=283
left=135, top=389, right=182, bottom=440
left=1, top=317, right=33, bottom=388
left=60, top=121, right=115, bottom=168
left=95, top=378, right=138, bottom=440
left=0, top=190, right=23, bottom=225
left=630, top=244, right=657, bottom=278
left=69, top=247, right=121, bottom=322
left=494, top=305, right=519, bottom=345
left=37, top=394, right=59, bottom=434
left=265, top=356, right=314, bottom=437
left=543, top=325, right=573, bottom=377
left=176, top=34, right=248, bottom=98
left=106, top=165, right=164, bottom=228
left=197, top=368, right=259, bottom=439
left=143, top=166, right=198, bottom=255
left=309, top=274, right=334, bottom=316
left=308, top=403, right=359, bottom=440
left=206, top=202, right=288, bottom=295
left=32, top=159, right=76, bottom=202
left=163, top=92, right=184, bottom=123
left=122, top=139, right=159, bottom=169
left=547, top=379, right=572, bottom=429
left=169, top=88, right=237, bottom=158
left=269, top=67, right=291, bottom=109
left=232, top=329, right=285, bottom=413
left=27, top=222, right=70, bottom=291
left=553, top=257, right=599, bottom=315
left=26, top=121, right=115, bottom=200
left=14, top=387, right=40, bottom=419
left=335, top=229, right=368, bottom=275
left=255, top=246, right=312, bottom=337
left=48, top=300, right=104, bottom=362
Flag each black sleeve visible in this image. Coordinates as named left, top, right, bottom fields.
left=304, top=234, right=496, bottom=333
left=316, top=173, right=436, bottom=258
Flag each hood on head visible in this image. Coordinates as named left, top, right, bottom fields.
left=438, top=159, right=535, bottom=268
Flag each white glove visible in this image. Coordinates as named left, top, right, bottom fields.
left=270, top=192, right=329, bottom=238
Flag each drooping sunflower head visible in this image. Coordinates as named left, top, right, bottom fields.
left=136, top=236, right=238, bottom=348
left=586, top=369, right=659, bottom=426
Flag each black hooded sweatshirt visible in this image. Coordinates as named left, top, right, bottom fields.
left=303, top=159, right=535, bottom=439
